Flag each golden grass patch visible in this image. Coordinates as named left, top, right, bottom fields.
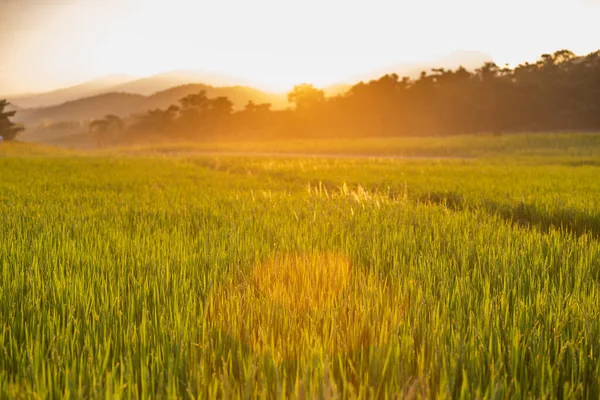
left=206, top=252, right=405, bottom=362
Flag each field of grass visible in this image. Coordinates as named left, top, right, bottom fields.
left=1, top=134, right=600, bottom=398
left=122, top=132, right=600, bottom=160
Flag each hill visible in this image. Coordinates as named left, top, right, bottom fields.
left=14, top=93, right=147, bottom=125
left=7, top=75, right=136, bottom=109
left=109, top=70, right=248, bottom=96
left=7, top=51, right=493, bottom=110
left=7, top=70, right=246, bottom=109
left=349, top=50, right=494, bottom=83
left=13, top=84, right=287, bottom=126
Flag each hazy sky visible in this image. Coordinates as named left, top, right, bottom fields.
left=1, top=0, right=599, bottom=95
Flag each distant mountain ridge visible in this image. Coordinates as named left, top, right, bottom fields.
left=112, top=70, right=250, bottom=96
left=7, top=51, right=494, bottom=110
left=8, top=75, right=137, bottom=109
left=13, top=84, right=288, bottom=126
left=348, top=50, right=494, bottom=83
left=8, top=50, right=495, bottom=126
left=7, top=70, right=251, bottom=109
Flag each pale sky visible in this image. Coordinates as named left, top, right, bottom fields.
left=0, top=0, right=599, bottom=95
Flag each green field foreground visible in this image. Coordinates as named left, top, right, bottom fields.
left=1, top=134, right=600, bottom=398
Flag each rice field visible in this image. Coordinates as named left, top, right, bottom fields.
left=1, top=134, right=600, bottom=398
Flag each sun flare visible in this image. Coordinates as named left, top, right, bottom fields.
left=206, top=253, right=405, bottom=361
left=2, top=0, right=599, bottom=94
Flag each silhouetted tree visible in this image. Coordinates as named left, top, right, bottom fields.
left=131, top=106, right=179, bottom=135
left=237, top=101, right=273, bottom=134
left=90, top=115, right=124, bottom=148
left=244, top=101, right=271, bottom=114
left=207, top=96, right=234, bottom=116
left=0, top=100, right=24, bottom=141
left=287, top=84, right=325, bottom=111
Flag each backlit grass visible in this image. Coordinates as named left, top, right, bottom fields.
left=207, top=252, right=404, bottom=363
left=1, top=136, right=599, bottom=398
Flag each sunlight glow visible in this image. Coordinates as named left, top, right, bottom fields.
left=207, top=253, right=405, bottom=360
left=1, top=0, right=599, bottom=94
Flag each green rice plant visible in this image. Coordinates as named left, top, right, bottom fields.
left=1, top=136, right=599, bottom=398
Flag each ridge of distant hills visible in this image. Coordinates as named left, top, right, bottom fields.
left=350, top=50, right=494, bottom=82
left=7, top=70, right=256, bottom=109
left=13, top=83, right=289, bottom=126
left=7, top=50, right=493, bottom=126
left=8, top=74, right=137, bottom=109
left=112, top=70, right=249, bottom=96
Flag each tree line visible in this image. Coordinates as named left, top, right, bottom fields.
left=2, top=48, right=599, bottom=144
left=126, top=49, right=599, bottom=140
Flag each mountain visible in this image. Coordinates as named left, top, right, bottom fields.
left=13, top=84, right=287, bottom=126
left=8, top=74, right=136, bottom=109
left=348, top=50, right=494, bottom=83
left=7, top=51, right=493, bottom=110
left=7, top=70, right=246, bottom=109
left=7, top=50, right=494, bottom=119
left=109, top=70, right=247, bottom=96
left=14, top=93, right=147, bottom=125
